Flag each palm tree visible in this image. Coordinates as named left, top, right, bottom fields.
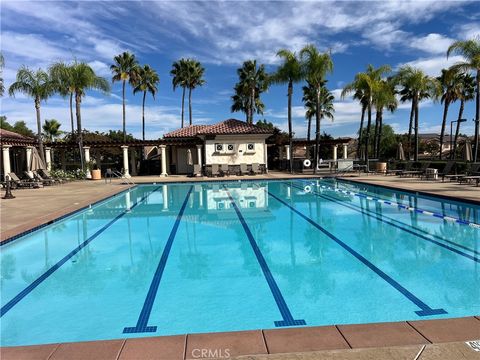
left=452, top=72, right=475, bottom=159
left=299, top=45, right=333, bottom=173
left=231, top=82, right=265, bottom=121
left=373, top=78, right=397, bottom=159
left=341, top=64, right=390, bottom=161
left=49, top=62, right=75, bottom=135
left=8, top=66, right=55, bottom=163
left=133, top=65, right=159, bottom=140
left=170, top=59, right=189, bottom=128
left=43, top=119, right=62, bottom=141
left=447, top=37, right=480, bottom=162
left=0, top=53, right=4, bottom=97
left=270, top=49, right=304, bottom=172
left=302, top=80, right=334, bottom=140
left=341, top=82, right=368, bottom=159
left=395, top=66, right=440, bottom=161
left=437, top=68, right=460, bottom=159
left=69, top=61, right=110, bottom=169
left=184, top=59, right=205, bottom=126
left=111, top=51, right=139, bottom=142
left=234, top=60, right=269, bottom=124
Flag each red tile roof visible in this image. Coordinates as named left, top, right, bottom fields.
left=164, top=119, right=272, bottom=138
left=0, top=128, right=36, bottom=145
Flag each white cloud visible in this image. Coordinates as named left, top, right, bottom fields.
left=409, top=33, right=456, bottom=54
left=398, top=55, right=464, bottom=76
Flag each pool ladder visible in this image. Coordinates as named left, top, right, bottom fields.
left=105, top=169, right=135, bottom=185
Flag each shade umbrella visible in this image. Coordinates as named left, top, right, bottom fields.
left=30, top=147, right=46, bottom=171
left=464, top=141, right=473, bottom=162
left=187, top=149, right=193, bottom=166
left=397, top=142, right=406, bottom=161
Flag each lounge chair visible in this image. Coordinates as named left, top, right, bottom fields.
left=389, top=162, right=413, bottom=176
left=193, top=164, right=202, bottom=177
left=444, top=163, right=480, bottom=182
left=457, top=163, right=480, bottom=183
left=251, top=163, right=261, bottom=175
left=220, top=164, right=229, bottom=176
left=438, top=161, right=456, bottom=182
left=211, top=164, right=220, bottom=177
left=32, top=170, right=56, bottom=185
left=239, top=163, right=248, bottom=176
left=400, top=162, right=430, bottom=177
left=40, top=169, right=64, bottom=184
left=8, top=172, right=40, bottom=189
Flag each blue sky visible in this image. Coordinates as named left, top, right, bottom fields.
left=1, top=0, right=479, bottom=139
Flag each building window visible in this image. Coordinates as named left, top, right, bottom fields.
left=246, top=143, right=255, bottom=153
left=215, top=143, right=223, bottom=152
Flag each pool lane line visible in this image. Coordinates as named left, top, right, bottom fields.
left=263, top=188, right=447, bottom=317
left=289, top=183, right=480, bottom=263
left=223, top=185, right=306, bottom=327
left=123, top=185, right=194, bottom=334
left=301, top=180, right=480, bottom=229
left=0, top=186, right=162, bottom=318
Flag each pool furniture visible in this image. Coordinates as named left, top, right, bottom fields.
left=251, top=163, right=261, bottom=175
left=220, top=164, right=229, bottom=176
left=438, top=161, right=456, bottom=182
left=8, top=172, right=40, bottom=189
left=33, top=171, right=56, bottom=186
left=193, top=164, right=202, bottom=177
left=25, top=171, right=53, bottom=186
left=445, top=163, right=479, bottom=182
left=239, top=163, right=248, bottom=175
left=390, top=162, right=413, bottom=176
left=211, top=164, right=220, bottom=177
left=456, top=163, right=480, bottom=184
left=40, top=169, right=64, bottom=184
left=400, top=162, right=430, bottom=177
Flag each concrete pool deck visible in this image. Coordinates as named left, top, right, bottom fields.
left=1, top=171, right=479, bottom=358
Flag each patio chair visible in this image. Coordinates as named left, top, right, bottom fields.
left=391, top=162, right=413, bottom=176
left=438, top=161, right=456, bottom=182
left=400, top=162, right=430, bottom=177
left=457, top=163, right=480, bottom=184
left=211, top=164, right=220, bottom=177
left=251, top=163, right=261, bottom=175
left=8, top=172, right=40, bottom=189
left=220, top=164, right=229, bottom=176
left=239, top=163, right=248, bottom=176
left=444, top=163, right=479, bottom=182
left=33, top=170, right=56, bottom=186
left=40, top=169, right=64, bottom=184
left=192, top=164, right=202, bottom=177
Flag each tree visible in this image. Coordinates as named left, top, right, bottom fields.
left=0, top=53, right=4, bottom=97
left=0, top=116, right=35, bottom=137
left=447, top=37, right=480, bottom=162
left=9, top=66, right=55, bottom=163
left=395, top=66, right=440, bottom=161
left=373, top=78, right=397, bottom=159
left=270, top=49, right=304, bottom=173
left=170, top=59, right=189, bottom=128
left=133, top=64, right=159, bottom=140
left=302, top=80, right=334, bottom=141
left=69, top=61, right=110, bottom=169
left=233, top=60, right=268, bottom=124
left=111, top=51, right=139, bottom=142
left=437, top=68, right=460, bottom=159
left=43, top=119, right=62, bottom=141
left=299, top=45, right=333, bottom=173
left=452, top=72, right=475, bottom=159
left=49, top=62, right=76, bottom=135
left=231, top=80, right=265, bottom=121
left=184, top=59, right=205, bottom=126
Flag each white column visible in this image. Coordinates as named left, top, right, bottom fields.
left=45, top=147, right=52, bottom=171
left=162, top=184, right=168, bottom=210
left=196, top=144, right=202, bottom=167
left=84, top=146, right=91, bottom=179
left=159, top=145, right=168, bottom=177
left=26, top=146, right=33, bottom=176
left=343, top=144, right=348, bottom=159
left=125, top=191, right=131, bottom=211
left=2, top=145, right=12, bottom=181
left=333, top=145, right=338, bottom=161
left=264, top=143, right=268, bottom=173
left=121, top=145, right=130, bottom=178
left=285, top=145, right=290, bottom=160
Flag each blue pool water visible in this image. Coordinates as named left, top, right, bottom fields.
left=1, top=179, right=479, bottom=346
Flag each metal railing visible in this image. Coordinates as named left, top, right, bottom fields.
left=105, top=169, right=135, bottom=185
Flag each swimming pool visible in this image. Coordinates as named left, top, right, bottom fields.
left=1, top=179, right=479, bottom=346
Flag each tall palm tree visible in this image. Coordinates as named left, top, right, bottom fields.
left=69, top=61, right=110, bottom=169
left=447, top=37, right=480, bottom=162
left=341, top=82, right=368, bottom=159
left=170, top=58, right=189, bottom=128
left=395, top=66, right=440, bottom=161
left=0, top=53, right=4, bottom=97
left=302, top=80, right=334, bottom=140
left=49, top=62, right=75, bottom=135
left=133, top=65, right=159, bottom=140
left=231, top=82, right=265, bottom=121
left=8, top=66, right=55, bottom=163
left=341, top=64, right=390, bottom=161
left=184, top=59, right=205, bottom=126
left=373, top=78, right=397, bottom=159
left=270, top=49, right=304, bottom=172
left=437, top=68, right=460, bottom=159
left=452, top=72, right=475, bottom=159
left=43, top=119, right=62, bottom=142
left=234, top=60, right=269, bottom=124
left=111, top=51, right=139, bottom=142
left=299, top=45, right=333, bottom=173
